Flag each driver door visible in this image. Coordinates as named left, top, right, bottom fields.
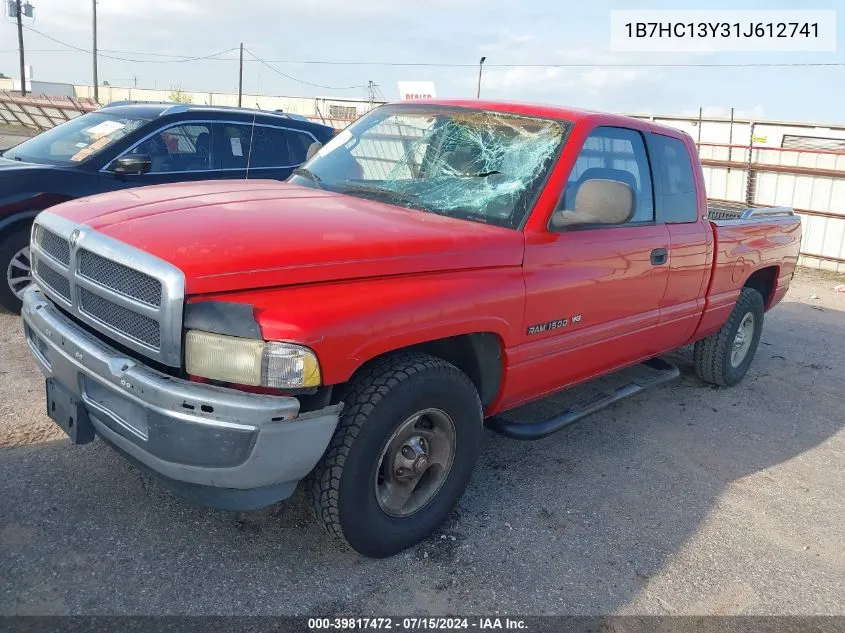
left=103, top=122, right=217, bottom=189
left=509, top=126, right=671, bottom=407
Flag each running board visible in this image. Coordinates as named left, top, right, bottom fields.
left=486, top=358, right=680, bottom=440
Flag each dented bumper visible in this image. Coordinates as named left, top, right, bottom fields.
left=22, top=287, right=340, bottom=510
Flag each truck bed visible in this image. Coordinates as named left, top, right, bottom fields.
left=707, top=200, right=795, bottom=222
left=695, top=201, right=802, bottom=340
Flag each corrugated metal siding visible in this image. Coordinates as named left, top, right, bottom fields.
left=701, top=156, right=845, bottom=273
left=635, top=113, right=845, bottom=272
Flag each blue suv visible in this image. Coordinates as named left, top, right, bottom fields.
left=0, top=102, right=338, bottom=313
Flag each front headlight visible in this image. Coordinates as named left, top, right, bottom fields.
left=185, top=331, right=321, bottom=389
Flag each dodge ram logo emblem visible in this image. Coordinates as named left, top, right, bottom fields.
left=69, top=230, right=80, bottom=248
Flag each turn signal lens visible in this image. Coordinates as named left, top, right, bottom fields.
left=262, top=342, right=322, bottom=389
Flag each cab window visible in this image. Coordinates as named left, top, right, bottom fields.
left=559, top=126, right=655, bottom=223
left=652, top=134, right=699, bottom=223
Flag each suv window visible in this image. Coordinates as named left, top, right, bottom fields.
left=221, top=125, right=254, bottom=169
left=129, top=123, right=212, bottom=173
left=221, top=124, right=317, bottom=169
left=559, top=126, right=654, bottom=223
left=652, top=134, right=699, bottom=223
left=284, top=128, right=319, bottom=165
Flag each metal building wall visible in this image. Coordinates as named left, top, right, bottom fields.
left=632, top=113, right=845, bottom=273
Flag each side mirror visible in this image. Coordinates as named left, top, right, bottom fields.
left=551, top=178, right=635, bottom=229
left=111, top=154, right=152, bottom=176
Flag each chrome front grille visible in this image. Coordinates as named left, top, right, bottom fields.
left=79, top=288, right=161, bottom=347
left=33, top=224, right=70, bottom=265
left=33, top=254, right=71, bottom=300
left=29, top=212, right=185, bottom=367
left=78, top=249, right=163, bottom=307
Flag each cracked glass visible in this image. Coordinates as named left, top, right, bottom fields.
left=290, top=105, right=570, bottom=228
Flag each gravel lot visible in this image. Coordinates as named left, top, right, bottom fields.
left=1, top=269, right=843, bottom=615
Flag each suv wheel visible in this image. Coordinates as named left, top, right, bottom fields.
left=309, top=352, right=483, bottom=557
left=0, top=225, right=32, bottom=314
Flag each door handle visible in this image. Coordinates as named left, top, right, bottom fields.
left=650, top=248, right=668, bottom=266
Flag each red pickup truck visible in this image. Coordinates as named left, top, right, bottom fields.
left=21, top=100, right=801, bottom=557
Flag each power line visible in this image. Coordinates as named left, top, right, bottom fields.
left=15, top=24, right=237, bottom=63
left=0, top=48, right=67, bottom=53
left=102, top=47, right=238, bottom=60
left=246, top=60, right=845, bottom=68
left=0, top=46, right=236, bottom=59
left=2, top=26, right=367, bottom=92
left=8, top=46, right=844, bottom=69
left=0, top=47, right=239, bottom=59
left=5, top=25, right=845, bottom=69
left=244, top=48, right=367, bottom=90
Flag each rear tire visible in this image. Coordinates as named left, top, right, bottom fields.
left=694, top=287, right=765, bottom=387
left=0, top=224, right=33, bottom=315
left=308, top=352, right=483, bottom=558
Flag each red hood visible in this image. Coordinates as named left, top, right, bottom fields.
left=51, top=180, right=525, bottom=295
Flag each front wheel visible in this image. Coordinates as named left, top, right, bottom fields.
left=0, top=225, right=33, bottom=315
left=308, top=353, right=483, bottom=557
left=694, top=287, right=765, bottom=387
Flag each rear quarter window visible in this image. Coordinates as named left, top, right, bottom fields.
left=285, top=129, right=318, bottom=165
left=653, top=134, right=699, bottom=223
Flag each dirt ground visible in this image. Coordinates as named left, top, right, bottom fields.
left=0, top=267, right=843, bottom=615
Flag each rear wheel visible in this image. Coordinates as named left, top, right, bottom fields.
left=0, top=225, right=32, bottom=315
left=308, top=353, right=483, bottom=557
left=694, top=287, right=765, bottom=387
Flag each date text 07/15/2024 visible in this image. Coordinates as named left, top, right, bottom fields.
left=307, top=617, right=527, bottom=630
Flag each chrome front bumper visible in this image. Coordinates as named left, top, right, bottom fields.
left=22, top=287, right=341, bottom=510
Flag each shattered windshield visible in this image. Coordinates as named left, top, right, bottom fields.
left=289, top=105, right=569, bottom=228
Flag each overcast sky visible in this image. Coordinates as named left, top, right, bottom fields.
left=1, top=0, right=843, bottom=122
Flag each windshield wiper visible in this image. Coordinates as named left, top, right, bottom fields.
left=467, top=170, right=501, bottom=178
left=340, top=183, right=420, bottom=206
left=292, top=167, right=323, bottom=188
left=431, top=207, right=491, bottom=224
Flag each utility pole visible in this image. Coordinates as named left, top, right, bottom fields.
left=15, top=0, right=26, bottom=96
left=367, top=80, right=375, bottom=110
left=238, top=43, right=244, bottom=107
left=696, top=106, right=702, bottom=147
left=476, top=56, right=486, bottom=99
left=92, top=0, right=99, bottom=103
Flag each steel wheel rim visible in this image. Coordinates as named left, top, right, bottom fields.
left=731, top=312, right=755, bottom=367
left=7, top=245, right=31, bottom=299
left=375, top=407, right=457, bottom=518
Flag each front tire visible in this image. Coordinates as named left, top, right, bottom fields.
left=694, top=287, right=765, bottom=387
left=308, top=353, right=483, bottom=557
left=0, top=225, right=33, bottom=315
